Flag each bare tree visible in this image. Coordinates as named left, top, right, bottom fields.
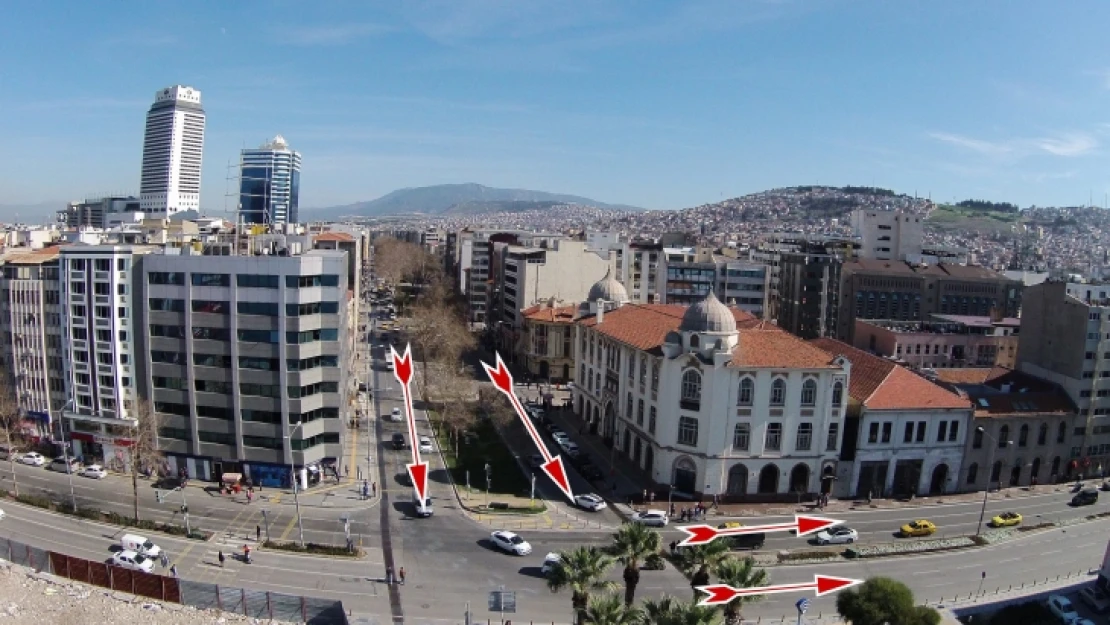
left=126, top=399, right=163, bottom=522
left=373, top=238, right=427, bottom=286
left=407, top=298, right=476, bottom=407
left=0, top=365, right=21, bottom=496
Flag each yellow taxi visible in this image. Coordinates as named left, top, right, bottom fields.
left=989, top=511, right=1022, bottom=527
left=899, top=519, right=937, bottom=537
left=718, top=521, right=743, bottom=530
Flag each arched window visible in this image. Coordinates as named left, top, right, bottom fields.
left=770, top=378, right=786, bottom=406
left=1037, top=423, right=1048, bottom=446
left=690, top=334, right=700, bottom=348
left=998, top=425, right=1010, bottom=448
left=973, top=428, right=983, bottom=449
left=1057, top=422, right=1067, bottom=443
left=831, top=381, right=843, bottom=408
left=738, top=378, right=754, bottom=406
left=966, top=462, right=979, bottom=484
left=681, top=370, right=702, bottom=409
left=800, top=379, right=817, bottom=406
left=1018, top=424, right=1029, bottom=447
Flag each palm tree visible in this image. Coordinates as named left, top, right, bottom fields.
left=675, top=540, right=731, bottom=601
left=611, top=522, right=662, bottom=605
left=713, top=556, right=769, bottom=625
left=547, top=546, right=618, bottom=625
left=584, top=593, right=643, bottom=625
left=641, top=595, right=722, bottom=625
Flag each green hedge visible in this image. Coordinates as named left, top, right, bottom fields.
left=262, top=540, right=361, bottom=557
left=777, top=550, right=841, bottom=563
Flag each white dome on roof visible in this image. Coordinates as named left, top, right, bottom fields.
left=680, top=290, right=736, bottom=334
left=586, top=266, right=628, bottom=304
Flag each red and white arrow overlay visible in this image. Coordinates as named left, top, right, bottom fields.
left=481, top=352, right=574, bottom=501
left=391, top=344, right=428, bottom=505
left=698, top=575, right=863, bottom=606
left=678, top=514, right=843, bottom=547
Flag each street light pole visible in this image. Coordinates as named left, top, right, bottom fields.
left=975, top=426, right=1012, bottom=536
left=58, top=399, right=78, bottom=513
left=286, top=421, right=306, bottom=547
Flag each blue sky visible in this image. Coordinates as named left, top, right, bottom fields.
left=3, top=0, right=1110, bottom=212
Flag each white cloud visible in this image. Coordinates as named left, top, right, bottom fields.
left=278, top=23, right=389, bottom=46
left=929, top=131, right=1098, bottom=158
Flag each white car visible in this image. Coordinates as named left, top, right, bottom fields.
left=490, top=531, right=532, bottom=556
left=0, top=508, right=5, bottom=521
left=631, top=510, right=669, bottom=527
left=20, top=452, right=46, bottom=466
left=574, top=494, right=607, bottom=511
left=390, top=408, right=403, bottom=422
left=111, top=550, right=154, bottom=573
left=551, top=431, right=570, bottom=444
left=1047, top=595, right=1079, bottom=623
left=418, top=436, right=433, bottom=454
left=815, top=526, right=858, bottom=545
left=559, top=441, right=580, bottom=457
left=79, top=464, right=107, bottom=479
left=541, top=552, right=561, bottom=576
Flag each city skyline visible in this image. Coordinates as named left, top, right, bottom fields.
left=3, top=0, right=1110, bottom=213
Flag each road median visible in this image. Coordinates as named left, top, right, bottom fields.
left=0, top=489, right=209, bottom=541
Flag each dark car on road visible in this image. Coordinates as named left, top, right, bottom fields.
left=391, top=433, right=406, bottom=450
left=1072, top=487, right=1099, bottom=506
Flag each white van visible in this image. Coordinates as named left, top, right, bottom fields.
left=120, top=534, right=162, bottom=558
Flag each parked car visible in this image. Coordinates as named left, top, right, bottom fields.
left=989, top=512, right=1022, bottom=527
left=530, top=454, right=544, bottom=469
left=1079, top=586, right=1110, bottom=613
left=815, top=526, right=859, bottom=545
left=0, top=508, right=5, bottom=521
left=899, top=520, right=937, bottom=537
left=418, top=437, right=434, bottom=454
left=559, top=441, right=580, bottom=457
left=631, top=510, right=669, bottom=527
left=80, top=464, right=107, bottom=479
left=490, top=531, right=532, bottom=555
left=20, top=452, right=45, bottom=466
left=574, top=494, right=607, bottom=511
left=120, top=534, right=162, bottom=558
left=728, top=533, right=766, bottom=551
left=1046, top=594, right=1079, bottom=623
left=49, top=456, right=80, bottom=473
left=110, top=550, right=154, bottom=573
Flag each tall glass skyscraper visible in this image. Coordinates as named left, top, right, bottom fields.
left=239, top=135, right=302, bottom=226
left=139, top=85, right=206, bottom=215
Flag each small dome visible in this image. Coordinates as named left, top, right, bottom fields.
left=680, top=291, right=737, bottom=334
left=587, top=266, right=629, bottom=304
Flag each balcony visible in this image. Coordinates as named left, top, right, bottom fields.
left=679, top=399, right=700, bottom=411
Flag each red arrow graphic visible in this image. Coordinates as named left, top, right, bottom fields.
left=678, top=515, right=843, bottom=546
left=481, top=351, right=574, bottom=501
left=698, top=575, right=863, bottom=606
left=391, top=344, right=428, bottom=504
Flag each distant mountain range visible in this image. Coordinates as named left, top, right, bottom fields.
left=0, top=201, right=64, bottom=224
left=305, top=183, right=643, bottom=218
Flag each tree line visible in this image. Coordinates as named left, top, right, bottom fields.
left=956, top=199, right=1020, bottom=213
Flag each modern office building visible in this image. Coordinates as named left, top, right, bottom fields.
left=0, top=247, right=66, bottom=439
left=1017, top=280, right=1110, bottom=475
left=139, top=246, right=351, bottom=486
left=776, top=243, right=847, bottom=339
left=239, top=135, right=302, bottom=226
left=60, top=245, right=158, bottom=466
left=139, top=86, right=206, bottom=216
left=57, top=196, right=142, bottom=229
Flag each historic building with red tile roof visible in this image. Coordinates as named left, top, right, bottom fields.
left=811, top=339, right=973, bottom=498
left=571, top=283, right=850, bottom=502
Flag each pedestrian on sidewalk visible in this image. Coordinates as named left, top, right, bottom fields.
left=399, top=567, right=406, bottom=585
left=372, top=482, right=377, bottom=497
left=160, top=552, right=169, bottom=568
left=170, top=564, right=178, bottom=578
left=246, top=490, right=253, bottom=504
left=218, top=551, right=225, bottom=568
left=345, top=465, right=349, bottom=478
left=256, top=525, right=261, bottom=542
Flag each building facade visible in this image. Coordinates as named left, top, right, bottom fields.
left=239, top=135, right=302, bottom=226
left=57, top=196, right=141, bottom=229
left=852, top=209, right=923, bottom=261
left=572, top=283, right=850, bottom=502
left=0, top=247, right=66, bottom=439
left=1018, top=280, right=1110, bottom=476
left=812, top=339, right=972, bottom=498
left=139, top=86, right=206, bottom=216
left=837, top=260, right=1023, bottom=343
left=853, top=314, right=1020, bottom=370
left=60, top=245, right=156, bottom=467
left=520, top=302, right=576, bottom=384
left=776, top=247, right=845, bottom=339
left=139, top=248, right=351, bottom=486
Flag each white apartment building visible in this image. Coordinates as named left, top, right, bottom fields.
left=615, top=241, right=663, bottom=304
left=139, top=85, right=206, bottom=216
left=852, top=209, right=923, bottom=262
left=812, top=339, right=972, bottom=498
left=0, top=247, right=66, bottom=439
left=572, top=282, right=849, bottom=501
left=61, top=245, right=157, bottom=468
left=493, top=239, right=612, bottom=330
